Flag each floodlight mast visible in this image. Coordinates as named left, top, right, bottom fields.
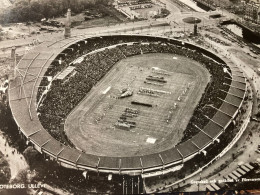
left=64, top=0, right=71, bottom=38
left=9, top=47, right=17, bottom=81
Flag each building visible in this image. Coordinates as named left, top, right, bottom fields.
left=193, top=0, right=217, bottom=11
left=243, top=0, right=260, bottom=23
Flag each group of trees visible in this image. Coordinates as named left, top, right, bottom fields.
left=0, top=152, right=11, bottom=184
left=0, top=0, right=113, bottom=24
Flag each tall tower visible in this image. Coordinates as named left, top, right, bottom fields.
left=64, top=8, right=71, bottom=38
left=9, top=47, right=17, bottom=81
left=194, top=23, right=198, bottom=36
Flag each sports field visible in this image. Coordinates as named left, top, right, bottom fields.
left=65, top=53, right=210, bottom=157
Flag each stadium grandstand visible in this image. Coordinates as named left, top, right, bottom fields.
left=9, top=34, right=246, bottom=176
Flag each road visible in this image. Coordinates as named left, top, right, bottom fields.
left=0, top=0, right=227, bottom=58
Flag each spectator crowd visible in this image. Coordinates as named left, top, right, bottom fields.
left=36, top=35, right=232, bottom=145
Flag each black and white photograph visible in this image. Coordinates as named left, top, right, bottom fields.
left=0, top=0, right=260, bottom=194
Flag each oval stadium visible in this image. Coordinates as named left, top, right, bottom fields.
left=9, top=34, right=246, bottom=177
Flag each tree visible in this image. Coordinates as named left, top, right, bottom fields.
left=11, top=169, right=28, bottom=184
left=0, top=0, right=113, bottom=24
left=23, top=146, right=39, bottom=168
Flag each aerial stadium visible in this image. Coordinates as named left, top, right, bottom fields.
left=8, top=32, right=247, bottom=180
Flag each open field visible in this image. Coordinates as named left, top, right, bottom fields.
left=65, top=53, right=210, bottom=157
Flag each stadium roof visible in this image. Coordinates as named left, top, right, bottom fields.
left=225, top=94, right=243, bottom=107
left=228, top=86, right=245, bottom=98
left=219, top=101, right=239, bottom=116
left=191, top=131, right=212, bottom=149
left=99, top=157, right=120, bottom=169
left=177, top=140, right=199, bottom=158
left=160, top=148, right=182, bottom=164
left=59, top=147, right=82, bottom=164
left=120, top=156, right=142, bottom=169
left=9, top=34, right=246, bottom=174
left=203, top=121, right=223, bottom=138
left=231, top=80, right=246, bottom=90
left=77, top=153, right=99, bottom=168
left=212, top=111, right=232, bottom=127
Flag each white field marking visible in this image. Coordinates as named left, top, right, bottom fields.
left=152, top=67, right=160, bottom=70
left=146, top=137, right=156, bottom=144
left=72, top=56, right=84, bottom=64
left=56, top=66, right=75, bottom=80
left=102, top=86, right=111, bottom=94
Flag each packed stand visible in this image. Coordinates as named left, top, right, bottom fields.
left=37, top=35, right=232, bottom=145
